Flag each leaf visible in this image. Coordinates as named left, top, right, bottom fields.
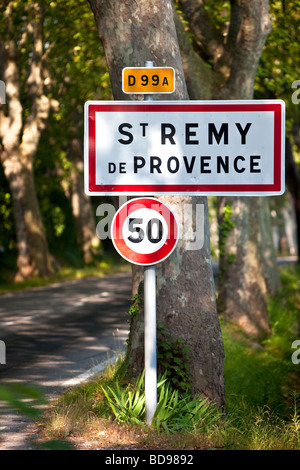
left=0, top=383, right=47, bottom=419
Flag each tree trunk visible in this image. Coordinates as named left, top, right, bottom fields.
left=0, top=2, right=54, bottom=280
left=217, top=197, right=271, bottom=337
left=285, top=137, right=300, bottom=262
left=178, top=0, right=278, bottom=337
left=210, top=0, right=276, bottom=337
left=260, top=197, right=281, bottom=292
left=88, top=0, right=225, bottom=408
left=1, top=151, right=53, bottom=280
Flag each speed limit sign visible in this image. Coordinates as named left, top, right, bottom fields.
left=111, top=197, right=179, bottom=266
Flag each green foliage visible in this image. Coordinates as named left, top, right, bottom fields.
left=0, top=167, right=16, bottom=266
left=35, top=439, right=74, bottom=450
left=203, top=1, right=231, bottom=29
left=153, top=383, right=221, bottom=435
left=221, top=395, right=300, bottom=450
left=0, top=383, right=46, bottom=419
left=128, top=294, right=141, bottom=318
left=288, top=392, right=300, bottom=442
left=264, top=264, right=300, bottom=359
left=218, top=204, right=236, bottom=288
left=223, top=264, right=300, bottom=421
left=128, top=296, right=192, bottom=394
left=0, top=382, right=75, bottom=449
left=101, top=371, right=221, bottom=434
left=157, top=322, right=192, bottom=393
left=219, top=204, right=235, bottom=257
left=222, top=322, right=291, bottom=419
left=0, top=192, right=14, bottom=243
left=255, top=0, right=300, bottom=130
left=0, top=0, right=113, bottom=275
left=128, top=285, right=143, bottom=320
left=101, top=372, right=147, bottom=425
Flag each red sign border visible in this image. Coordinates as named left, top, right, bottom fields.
left=85, top=101, right=284, bottom=195
left=111, top=197, right=179, bottom=266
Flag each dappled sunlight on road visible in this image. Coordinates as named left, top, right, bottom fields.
left=0, top=272, right=132, bottom=449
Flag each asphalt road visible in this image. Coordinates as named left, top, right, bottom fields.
left=0, top=271, right=132, bottom=449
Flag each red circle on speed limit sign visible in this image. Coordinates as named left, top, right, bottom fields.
left=111, top=197, right=179, bottom=266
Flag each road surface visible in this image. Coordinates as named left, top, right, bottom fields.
left=0, top=271, right=132, bottom=450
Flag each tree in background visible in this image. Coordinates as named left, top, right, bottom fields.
left=0, top=0, right=109, bottom=275
left=176, top=0, right=280, bottom=337
left=0, top=1, right=56, bottom=280
left=40, top=0, right=110, bottom=264
left=255, top=0, right=300, bottom=263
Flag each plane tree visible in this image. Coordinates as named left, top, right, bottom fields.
left=176, top=0, right=279, bottom=337
left=0, top=1, right=56, bottom=280
left=87, top=0, right=279, bottom=406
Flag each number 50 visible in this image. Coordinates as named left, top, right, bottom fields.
left=128, top=218, right=163, bottom=244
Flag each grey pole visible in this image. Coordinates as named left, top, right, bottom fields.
left=143, top=60, right=157, bottom=426
left=144, top=264, right=157, bottom=425
left=144, top=60, right=154, bottom=102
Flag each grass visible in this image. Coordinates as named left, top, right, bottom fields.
left=0, top=252, right=130, bottom=295
left=33, top=263, right=300, bottom=450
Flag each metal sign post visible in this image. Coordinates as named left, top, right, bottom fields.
left=144, top=264, right=157, bottom=425
left=111, top=196, right=179, bottom=425
left=143, top=60, right=156, bottom=425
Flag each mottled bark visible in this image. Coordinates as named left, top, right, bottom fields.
left=217, top=197, right=271, bottom=337
left=180, top=0, right=272, bottom=99
left=178, top=0, right=229, bottom=74
left=88, top=0, right=225, bottom=407
left=218, top=195, right=278, bottom=337
left=218, top=0, right=272, bottom=100
left=215, top=2, right=276, bottom=336
left=260, top=198, right=280, bottom=293
left=285, top=137, right=300, bottom=262
left=178, top=0, right=276, bottom=336
left=89, top=0, right=188, bottom=101
left=173, top=8, right=222, bottom=100
left=0, top=2, right=54, bottom=280
left=1, top=150, right=53, bottom=279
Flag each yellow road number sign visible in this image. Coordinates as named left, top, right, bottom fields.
left=122, top=67, right=175, bottom=94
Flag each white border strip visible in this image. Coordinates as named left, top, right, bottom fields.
left=62, top=355, right=119, bottom=387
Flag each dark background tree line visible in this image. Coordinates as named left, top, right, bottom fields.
left=0, top=0, right=299, bottom=410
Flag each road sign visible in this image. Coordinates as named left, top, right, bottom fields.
left=111, top=197, right=179, bottom=266
left=84, top=100, right=285, bottom=196
left=122, top=67, right=175, bottom=94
